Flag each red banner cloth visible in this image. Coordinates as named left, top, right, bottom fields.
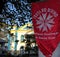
left=31, top=0, right=60, bottom=56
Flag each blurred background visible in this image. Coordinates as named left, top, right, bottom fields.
left=0, top=0, right=39, bottom=57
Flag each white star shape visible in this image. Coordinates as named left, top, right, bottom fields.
left=36, top=13, right=54, bottom=32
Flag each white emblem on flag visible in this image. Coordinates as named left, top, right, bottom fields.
left=33, top=8, right=58, bottom=32
left=36, top=10, right=55, bottom=32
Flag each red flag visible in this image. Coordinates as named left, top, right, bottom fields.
left=31, top=0, right=60, bottom=57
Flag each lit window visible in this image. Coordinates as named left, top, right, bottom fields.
left=21, top=35, right=24, bottom=42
